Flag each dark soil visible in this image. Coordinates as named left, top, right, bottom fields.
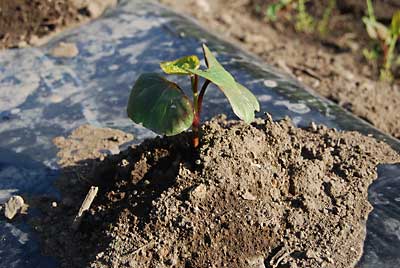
left=159, top=0, right=400, bottom=140
left=0, top=0, right=114, bottom=49
left=31, top=115, right=400, bottom=268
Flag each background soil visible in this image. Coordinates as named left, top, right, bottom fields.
left=0, top=0, right=116, bottom=49
left=159, top=0, right=400, bottom=140
left=31, top=115, right=400, bottom=268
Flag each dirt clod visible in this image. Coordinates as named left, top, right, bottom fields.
left=4, top=195, right=26, bottom=220
left=50, top=42, right=79, bottom=58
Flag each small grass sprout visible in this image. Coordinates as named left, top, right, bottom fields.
left=265, top=0, right=293, bottom=22
left=264, top=0, right=336, bottom=36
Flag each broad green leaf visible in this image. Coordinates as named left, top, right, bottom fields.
left=185, top=44, right=260, bottom=123
left=234, top=83, right=261, bottom=122
left=390, top=11, right=400, bottom=37
left=127, top=73, right=194, bottom=136
left=160, top=55, right=200, bottom=75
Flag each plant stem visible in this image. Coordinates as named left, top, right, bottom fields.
left=366, top=0, right=376, bottom=23
left=191, top=74, right=200, bottom=148
left=318, top=0, right=335, bottom=36
left=191, top=78, right=210, bottom=148
left=191, top=74, right=199, bottom=111
left=385, top=35, right=398, bottom=71
left=198, top=79, right=210, bottom=115
left=381, top=34, right=398, bottom=82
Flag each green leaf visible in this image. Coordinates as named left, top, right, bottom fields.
left=362, top=48, right=379, bottom=61
left=160, top=55, right=200, bottom=75
left=234, top=83, right=261, bottom=122
left=127, top=73, right=194, bottom=136
left=390, top=11, right=400, bottom=37
left=266, top=4, right=279, bottom=21
left=185, top=44, right=260, bottom=123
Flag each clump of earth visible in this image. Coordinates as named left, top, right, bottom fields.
left=31, top=115, right=399, bottom=268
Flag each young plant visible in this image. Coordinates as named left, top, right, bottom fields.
left=126, top=44, right=260, bottom=148
left=295, top=0, right=315, bottom=33
left=363, top=0, right=400, bottom=82
left=264, top=0, right=336, bottom=36
left=265, top=0, right=293, bottom=22
left=317, top=0, right=336, bottom=36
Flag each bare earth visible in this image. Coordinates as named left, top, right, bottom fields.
left=0, top=0, right=116, bottom=49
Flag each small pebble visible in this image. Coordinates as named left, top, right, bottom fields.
left=189, top=184, right=207, bottom=201
left=309, top=121, right=317, bottom=132
left=48, top=94, right=63, bottom=103
left=10, top=108, right=20, bottom=115
left=18, top=41, right=28, bottom=48
left=242, top=192, right=257, bottom=201
left=264, top=79, right=278, bottom=88
left=109, top=135, right=120, bottom=142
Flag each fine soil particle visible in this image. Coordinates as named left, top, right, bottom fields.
left=0, top=0, right=116, bottom=49
left=31, top=115, right=400, bottom=268
left=159, top=0, right=400, bottom=139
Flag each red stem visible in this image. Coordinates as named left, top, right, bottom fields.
left=382, top=41, right=389, bottom=67
left=191, top=75, right=199, bottom=96
left=198, top=80, right=210, bottom=115
left=192, top=79, right=210, bottom=148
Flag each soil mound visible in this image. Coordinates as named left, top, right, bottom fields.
left=32, top=115, right=399, bottom=268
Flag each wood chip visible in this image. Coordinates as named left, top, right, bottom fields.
left=72, top=186, right=98, bottom=230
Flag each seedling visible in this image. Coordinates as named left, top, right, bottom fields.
left=317, top=0, right=336, bottom=36
left=295, top=0, right=315, bottom=33
left=265, top=0, right=293, bottom=22
left=127, top=44, right=260, bottom=148
left=264, top=0, right=336, bottom=36
left=363, top=0, right=400, bottom=82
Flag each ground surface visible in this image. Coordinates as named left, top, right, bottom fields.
left=31, top=115, right=399, bottom=268
left=0, top=0, right=115, bottom=49
left=159, top=0, right=400, bottom=140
